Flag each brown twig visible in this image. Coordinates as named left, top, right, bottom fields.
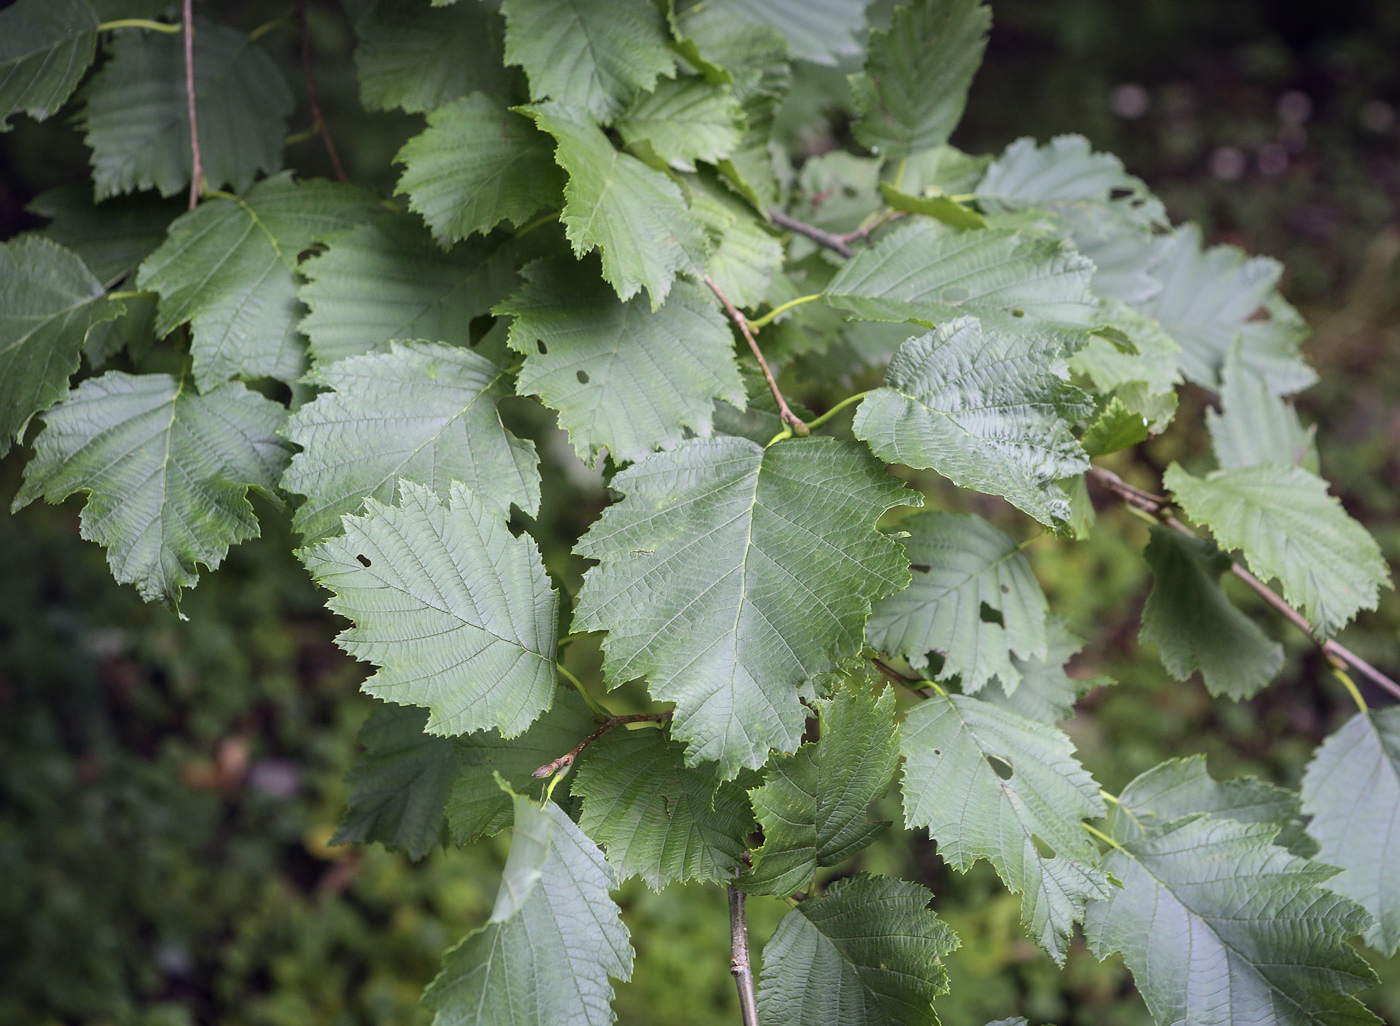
left=531, top=712, right=671, bottom=778
left=839, top=209, right=905, bottom=245
left=767, top=208, right=853, bottom=258
left=728, top=875, right=761, bottom=1026
left=1088, top=465, right=1400, bottom=701
left=298, top=0, right=346, bottom=182
left=182, top=0, right=202, bottom=209
left=704, top=275, right=809, bottom=436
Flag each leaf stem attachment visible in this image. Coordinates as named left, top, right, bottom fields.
left=805, top=390, right=874, bottom=433
left=1082, top=821, right=1126, bottom=853
left=556, top=663, right=608, bottom=718
left=531, top=711, right=671, bottom=779
left=705, top=274, right=808, bottom=437
left=748, top=293, right=822, bottom=331
left=1333, top=666, right=1369, bottom=714
left=97, top=18, right=181, bottom=33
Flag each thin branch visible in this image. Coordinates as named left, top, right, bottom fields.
left=182, top=0, right=202, bottom=210
left=704, top=275, right=808, bottom=436
left=299, top=0, right=346, bottom=182
left=839, top=208, right=904, bottom=245
left=1088, top=465, right=1400, bottom=701
left=767, top=208, right=853, bottom=258
left=531, top=712, right=671, bottom=778
left=728, top=876, right=761, bottom=1026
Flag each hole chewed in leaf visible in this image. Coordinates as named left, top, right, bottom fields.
left=986, top=754, right=1014, bottom=780
left=979, top=601, right=1004, bottom=626
left=577, top=370, right=590, bottom=384
left=356, top=554, right=371, bottom=567
left=537, top=339, right=548, bottom=354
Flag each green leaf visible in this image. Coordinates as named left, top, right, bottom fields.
left=78, top=18, right=292, bottom=199
left=332, top=702, right=457, bottom=860
left=1139, top=525, right=1284, bottom=700
left=1164, top=463, right=1390, bottom=638
left=689, top=172, right=784, bottom=309
left=743, top=686, right=900, bottom=896
left=982, top=618, right=1098, bottom=725
left=13, top=372, right=292, bottom=605
left=976, top=135, right=1165, bottom=230
left=0, top=236, right=123, bottom=456
left=138, top=173, right=380, bottom=389
left=757, top=875, right=957, bottom=1026
left=1207, top=344, right=1317, bottom=472
left=866, top=511, right=1048, bottom=692
left=423, top=795, right=634, bottom=1026
left=852, top=318, right=1094, bottom=529
left=0, top=0, right=99, bottom=130
left=575, top=436, right=919, bottom=777
left=1085, top=814, right=1379, bottom=1026
left=1301, top=708, right=1400, bottom=954
left=617, top=75, right=745, bottom=172
left=498, top=258, right=744, bottom=465
left=354, top=0, right=512, bottom=114
left=1081, top=395, right=1148, bottom=457
left=524, top=102, right=709, bottom=306
left=896, top=144, right=990, bottom=197
left=573, top=725, right=755, bottom=889
left=395, top=93, right=565, bottom=245
left=901, top=693, right=1110, bottom=961
left=303, top=480, right=558, bottom=738
left=879, top=182, right=987, bottom=231
left=283, top=341, right=540, bottom=545
left=790, top=151, right=881, bottom=241
left=27, top=184, right=182, bottom=285
left=1235, top=291, right=1317, bottom=396
left=1070, top=302, right=1182, bottom=433
left=502, top=0, right=673, bottom=122
left=849, top=0, right=991, bottom=161
left=297, top=210, right=518, bottom=367
left=824, top=221, right=1100, bottom=333
left=705, top=0, right=866, bottom=65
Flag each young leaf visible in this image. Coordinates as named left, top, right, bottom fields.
left=1165, top=463, right=1390, bottom=638
left=880, top=182, right=987, bottom=231
left=976, top=135, right=1165, bottom=229
left=138, top=173, right=380, bottom=389
left=616, top=76, right=745, bottom=172
left=900, top=693, right=1110, bottom=962
left=1080, top=396, right=1149, bottom=457
left=395, top=93, right=566, bottom=245
left=704, top=0, right=865, bottom=65
left=297, top=211, right=518, bottom=366
left=1207, top=344, right=1317, bottom=472
left=849, top=0, right=991, bottom=161
left=303, top=481, right=558, bottom=738
left=1085, top=814, right=1379, bottom=1026
left=575, top=436, right=919, bottom=777
left=1301, top=708, right=1400, bottom=954
left=825, top=221, right=1100, bottom=333
left=501, top=0, right=673, bottom=122
left=497, top=259, right=744, bottom=465
left=743, top=686, right=900, bottom=897
left=1, top=236, right=123, bottom=456
left=27, top=185, right=182, bottom=285
left=423, top=795, right=634, bottom=1026
left=573, top=726, right=755, bottom=889
left=866, top=511, right=1048, bottom=692
left=982, top=619, right=1098, bottom=725
left=1070, top=302, right=1182, bottom=430
left=1139, top=525, right=1284, bottom=700
left=78, top=19, right=292, bottom=199
left=283, top=341, right=541, bottom=544
left=0, top=0, right=99, bottom=130
left=852, top=318, right=1094, bottom=529
left=13, top=372, right=293, bottom=605
left=524, top=101, right=709, bottom=306
left=757, top=875, right=957, bottom=1026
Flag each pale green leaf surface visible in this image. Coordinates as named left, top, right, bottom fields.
left=1301, top=708, right=1400, bottom=954
left=0, top=0, right=98, bottom=130
left=1235, top=291, right=1317, bottom=396
left=498, top=259, right=743, bottom=465
left=304, top=481, right=558, bottom=737
left=1070, top=302, right=1182, bottom=432
left=689, top=172, right=784, bottom=308
left=13, top=372, right=292, bottom=605
left=283, top=341, right=540, bottom=544
left=575, top=436, right=919, bottom=777
left=1081, top=396, right=1148, bottom=457
left=880, top=183, right=987, bottom=231
left=982, top=619, right=1097, bottom=725
left=423, top=795, right=634, bottom=1026
left=354, top=0, right=512, bottom=113
left=866, top=511, right=1047, bottom=691
left=617, top=76, right=745, bottom=171
left=1207, top=344, right=1317, bottom=472
left=706, top=0, right=865, bottom=65
left=901, top=694, right=1110, bottom=961
left=976, top=134, right=1165, bottom=229
left=1165, top=463, right=1389, bottom=639
left=896, top=145, right=990, bottom=197
left=757, top=875, right=956, bottom=1026
left=78, top=19, right=292, bottom=198
left=28, top=184, right=181, bottom=284
left=852, top=318, right=1093, bottom=528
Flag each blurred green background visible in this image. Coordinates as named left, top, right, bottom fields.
left=2, top=1, right=1399, bottom=1023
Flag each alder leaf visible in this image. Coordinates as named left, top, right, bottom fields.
left=705, top=0, right=865, bottom=65
left=756, top=875, right=957, bottom=1026
left=981, top=619, right=1098, bottom=725
left=0, top=0, right=99, bottom=130
left=573, top=726, right=755, bottom=889
left=0, top=236, right=123, bottom=456
left=423, top=794, right=634, bottom=1026
left=852, top=318, right=1094, bottom=529
left=743, top=686, right=900, bottom=897
left=501, top=0, right=672, bottom=122
left=524, top=101, right=708, bottom=307
left=1139, top=525, right=1284, bottom=700
left=283, top=341, right=540, bottom=544
left=900, top=693, right=1110, bottom=962
left=395, top=93, right=565, bottom=245
left=575, top=436, right=919, bottom=777
left=616, top=76, right=745, bottom=172
left=497, top=259, right=744, bottom=465
left=13, top=372, right=292, bottom=606
left=866, top=511, right=1048, bottom=692
left=849, top=0, right=991, bottom=161
left=138, top=173, right=380, bottom=389
left=303, top=481, right=558, bottom=738
left=1207, top=344, right=1317, bottom=472
left=1165, top=463, right=1390, bottom=639
left=78, top=18, right=292, bottom=199
left=1301, top=708, right=1400, bottom=955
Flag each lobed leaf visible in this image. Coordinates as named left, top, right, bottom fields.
left=981, top=619, right=1099, bottom=725
left=0, top=0, right=99, bottom=130
left=1207, top=344, right=1317, bottom=472
left=704, top=0, right=865, bottom=65
left=616, top=76, right=746, bottom=172
left=688, top=172, right=784, bottom=309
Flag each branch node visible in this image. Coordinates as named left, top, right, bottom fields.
left=704, top=275, right=808, bottom=437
